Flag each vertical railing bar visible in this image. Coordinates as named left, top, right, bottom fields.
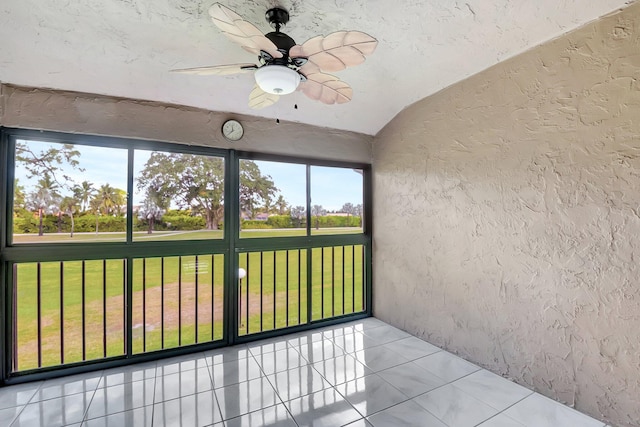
left=142, top=258, right=146, bottom=352
left=321, top=247, right=324, bottom=320
left=12, top=264, right=18, bottom=373
left=342, top=245, right=345, bottom=315
left=36, top=262, right=42, bottom=368
left=211, top=254, right=216, bottom=341
left=123, top=259, right=127, bottom=356
left=352, top=245, right=355, bottom=313
left=103, top=259, right=107, bottom=358
left=306, top=248, right=312, bottom=325
left=178, top=256, right=182, bottom=346
left=272, top=251, right=276, bottom=330
left=331, top=246, right=335, bottom=317
left=259, top=251, right=264, bottom=333
left=297, top=249, right=301, bottom=325
left=161, top=257, right=165, bottom=349
left=246, top=253, right=250, bottom=335
left=59, top=262, right=64, bottom=365
left=82, top=260, right=86, bottom=361
left=195, top=255, right=199, bottom=343
left=286, top=250, right=289, bottom=327
left=361, top=245, right=365, bottom=310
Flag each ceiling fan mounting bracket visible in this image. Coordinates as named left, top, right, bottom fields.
left=265, top=7, right=289, bottom=31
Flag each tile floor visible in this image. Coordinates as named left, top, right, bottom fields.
left=0, top=318, right=610, bottom=427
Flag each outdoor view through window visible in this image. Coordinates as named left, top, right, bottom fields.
left=12, top=140, right=364, bottom=244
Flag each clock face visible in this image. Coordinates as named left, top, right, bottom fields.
left=222, top=119, right=244, bottom=141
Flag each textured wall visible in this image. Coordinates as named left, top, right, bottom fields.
left=0, top=84, right=372, bottom=163
left=373, top=4, right=640, bottom=426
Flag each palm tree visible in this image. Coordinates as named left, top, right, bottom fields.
left=96, top=184, right=118, bottom=216
left=59, top=196, right=79, bottom=237
left=27, top=174, right=61, bottom=236
left=74, top=181, right=95, bottom=212
left=275, top=195, right=289, bottom=215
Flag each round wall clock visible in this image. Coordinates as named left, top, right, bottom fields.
left=222, top=119, right=244, bottom=141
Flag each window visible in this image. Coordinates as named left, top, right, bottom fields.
left=310, top=166, right=364, bottom=235
left=12, top=140, right=128, bottom=244
left=133, top=149, right=225, bottom=241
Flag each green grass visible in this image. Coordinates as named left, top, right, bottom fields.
left=13, top=229, right=365, bottom=371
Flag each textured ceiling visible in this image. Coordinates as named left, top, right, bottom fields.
left=0, top=0, right=633, bottom=135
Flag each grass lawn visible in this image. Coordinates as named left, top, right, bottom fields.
left=13, top=229, right=365, bottom=371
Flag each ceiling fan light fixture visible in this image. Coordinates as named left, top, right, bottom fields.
left=255, top=65, right=300, bottom=95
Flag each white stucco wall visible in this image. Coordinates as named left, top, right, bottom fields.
left=373, top=4, right=640, bottom=426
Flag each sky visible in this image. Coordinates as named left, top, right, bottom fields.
left=14, top=140, right=363, bottom=212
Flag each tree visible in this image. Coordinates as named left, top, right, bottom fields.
left=90, top=197, right=102, bottom=234
left=137, top=152, right=225, bottom=229
left=354, top=204, right=363, bottom=226
left=275, top=195, right=289, bottom=215
left=311, top=204, right=326, bottom=230
left=94, top=184, right=121, bottom=216
left=16, top=142, right=82, bottom=189
left=341, top=202, right=355, bottom=226
left=13, top=179, right=26, bottom=213
left=74, top=181, right=95, bottom=212
left=290, top=206, right=306, bottom=228
left=59, top=196, right=79, bottom=237
left=240, top=161, right=278, bottom=220
left=138, top=194, right=165, bottom=234
left=27, top=174, right=61, bottom=236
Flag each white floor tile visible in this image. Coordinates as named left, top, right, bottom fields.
left=209, top=356, right=263, bottom=388
left=83, top=406, right=153, bottom=427
left=452, top=369, right=533, bottom=411
left=0, top=405, right=24, bottom=427
left=285, top=388, right=361, bottom=427
left=216, top=376, right=280, bottom=420
left=153, top=367, right=212, bottom=403
left=335, top=374, right=408, bottom=417
left=477, top=412, right=527, bottom=426
left=98, top=363, right=156, bottom=388
left=152, top=390, right=223, bottom=426
left=311, top=354, right=372, bottom=386
left=381, top=336, right=441, bottom=361
left=412, top=350, right=480, bottom=382
left=0, top=318, right=607, bottom=427
left=11, top=391, right=93, bottom=427
left=0, top=381, right=42, bottom=410
left=377, top=362, right=446, bottom=398
left=413, top=383, right=500, bottom=427
left=360, top=325, right=411, bottom=344
left=366, top=399, right=447, bottom=427
left=267, top=365, right=332, bottom=401
left=33, top=373, right=101, bottom=402
left=503, top=393, right=606, bottom=427
left=353, top=345, right=411, bottom=372
left=295, top=341, right=345, bottom=363
left=205, top=344, right=251, bottom=365
left=253, top=347, right=309, bottom=375
left=330, top=331, right=382, bottom=354
left=156, top=352, right=209, bottom=375
left=224, top=404, right=297, bottom=427
left=86, top=378, right=155, bottom=419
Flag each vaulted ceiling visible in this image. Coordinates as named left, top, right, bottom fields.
left=0, top=0, right=632, bottom=135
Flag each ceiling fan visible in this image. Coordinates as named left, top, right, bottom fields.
left=171, top=3, right=378, bottom=109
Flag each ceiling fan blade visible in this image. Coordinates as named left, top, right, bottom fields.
left=298, top=72, right=353, bottom=105
left=289, top=31, right=378, bottom=73
left=249, top=84, right=280, bottom=109
left=171, top=63, right=258, bottom=76
left=209, top=3, right=282, bottom=59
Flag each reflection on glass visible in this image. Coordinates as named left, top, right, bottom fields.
left=133, top=150, right=225, bottom=241
left=12, top=140, right=128, bottom=244
left=310, top=166, right=363, bottom=235
left=239, top=160, right=306, bottom=238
